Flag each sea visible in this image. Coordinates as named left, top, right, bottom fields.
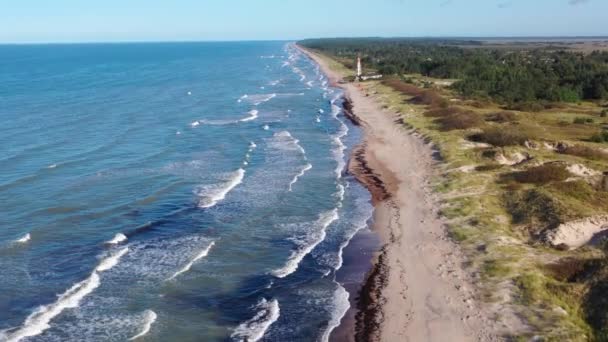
left=0, top=41, right=376, bottom=341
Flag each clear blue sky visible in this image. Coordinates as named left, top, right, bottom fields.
left=2, top=0, right=606, bottom=43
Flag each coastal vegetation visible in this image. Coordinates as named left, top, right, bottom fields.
left=299, top=38, right=608, bottom=105
left=300, top=38, right=608, bottom=340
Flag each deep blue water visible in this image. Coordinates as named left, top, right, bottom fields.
left=0, top=42, right=373, bottom=342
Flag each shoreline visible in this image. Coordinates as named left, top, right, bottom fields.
left=298, top=44, right=499, bottom=341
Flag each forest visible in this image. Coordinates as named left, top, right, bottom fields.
left=299, top=38, right=608, bottom=105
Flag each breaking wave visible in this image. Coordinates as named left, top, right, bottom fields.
left=128, top=310, right=157, bottom=341
left=196, top=169, right=245, bottom=209
left=15, top=233, right=31, bottom=244
left=239, top=110, right=259, bottom=122
left=167, top=241, right=215, bottom=280
left=106, top=233, right=127, bottom=245
left=288, top=163, right=312, bottom=192
left=320, top=285, right=350, bottom=342
left=272, top=209, right=339, bottom=278
left=231, top=299, right=280, bottom=342
left=4, top=247, right=128, bottom=341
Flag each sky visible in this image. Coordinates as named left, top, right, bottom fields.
left=1, top=0, right=607, bottom=43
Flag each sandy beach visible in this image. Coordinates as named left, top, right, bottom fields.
left=298, top=45, right=499, bottom=342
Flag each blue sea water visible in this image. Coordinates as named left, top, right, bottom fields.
left=0, top=42, right=373, bottom=342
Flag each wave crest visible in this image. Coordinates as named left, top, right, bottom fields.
left=231, top=299, right=280, bottom=342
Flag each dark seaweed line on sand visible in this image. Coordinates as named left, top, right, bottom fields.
left=341, top=97, right=391, bottom=342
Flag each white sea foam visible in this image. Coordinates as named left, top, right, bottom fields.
left=176, top=131, right=181, bottom=135
left=15, top=233, right=31, bottom=244
left=288, top=163, right=312, bottom=192
left=106, top=233, right=127, bottom=245
left=47, top=164, right=57, bottom=169
left=320, top=285, right=350, bottom=342
left=306, top=80, right=314, bottom=87
left=127, top=310, right=157, bottom=340
left=318, top=109, right=325, bottom=114
left=196, top=169, right=245, bottom=209
left=249, top=141, right=257, bottom=149
left=239, top=110, right=259, bottom=122
left=187, top=91, right=192, bottom=96
left=269, top=80, right=280, bottom=86
left=230, top=299, right=280, bottom=342
left=4, top=246, right=128, bottom=341
left=238, top=94, right=248, bottom=103
left=270, top=131, right=307, bottom=157
left=244, top=93, right=276, bottom=106
left=335, top=207, right=373, bottom=271
left=190, top=121, right=200, bottom=128
left=3, top=273, right=101, bottom=342
left=316, top=116, right=321, bottom=123
left=332, top=134, right=347, bottom=178
left=167, top=241, right=215, bottom=280
left=330, top=99, right=349, bottom=177
left=336, top=184, right=345, bottom=204
left=263, top=125, right=270, bottom=131
left=96, top=247, right=129, bottom=272
left=272, top=209, right=339, bottom=278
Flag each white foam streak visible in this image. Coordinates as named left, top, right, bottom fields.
left=320, top=285, right=350, bottom=342
left=288, top=163, right=312, bottom=192
left=4, top=273, right=101, bottom=342
left=190, top=121, right=200, bottom=127
left=167, top=241, right=215, bottom=280
left=106, top=233, right=127, bottom=245
left=253, top=93, right=276, bottom=105
left=128, top=310, right=157, bottom=340
left=239, top=110, right=258, bottom=122
left=231, top=299, right=280, bottom=342
left=272, top=209, right=339, bottom=278
left=15, top=233, right=30, bottom=244
left=197, top=169, right=245, bottom=209
left=4, top=247, right=129, bottom=342
left=96, top=247, right=129, bottom=272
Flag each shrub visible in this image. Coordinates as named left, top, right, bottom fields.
left=590, top=131, right=608, bottom=143
left=383, top=79, right=424, bottom=97
left=437, top=111, right=483, bottom=131
left=510, top=163, right=571, bottom=184
left=469, top=127, right=530, bottom=147
left=574, top=117, right=594, bottom=124
left=508, top=101, right=546, bottom=112
left=600, top=109, right=607, bottom=118
left=486, top=111, right=517, bottom=123
left=506, top=189, right=563, bottom=230
left=424, top=106, right=462, bottom=118
left=475, top=164, right=504, bottom=172
left=560, top=145, right=608, bottom=160
left=409, top=90, right=445, bottom=107
left=545, top=257, right=589, bottom=282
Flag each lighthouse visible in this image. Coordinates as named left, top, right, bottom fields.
left=356, top=56, right=362, bottom=81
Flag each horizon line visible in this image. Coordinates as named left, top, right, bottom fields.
left=2, top=35, right=608, bottom=46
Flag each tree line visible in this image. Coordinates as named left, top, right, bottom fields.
left=299, top=38, right=608, bottom=104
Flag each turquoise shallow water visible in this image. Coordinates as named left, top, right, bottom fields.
left=0, top=42, right=373, bottom=342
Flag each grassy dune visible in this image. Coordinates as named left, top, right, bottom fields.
left=314, top=51, right=608, bottom=340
